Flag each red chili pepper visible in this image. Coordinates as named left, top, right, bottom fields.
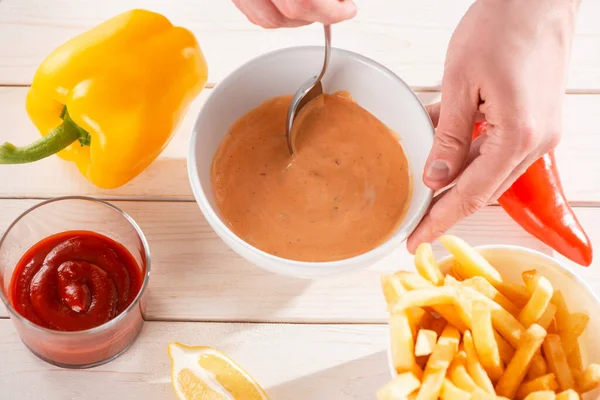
left=472, top=122, right=593, bottom=266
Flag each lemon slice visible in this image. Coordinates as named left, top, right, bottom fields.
left=168, top=342, right=270, bottom=400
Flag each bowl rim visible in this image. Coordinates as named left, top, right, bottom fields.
left=187, top=45, right=434, bottom=271
left=386, top=244, right=600, bottom=378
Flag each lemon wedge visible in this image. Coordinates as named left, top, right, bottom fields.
left=168, top=342, right=270, bottom=400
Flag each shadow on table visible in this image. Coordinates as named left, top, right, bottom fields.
left=266, top=351, right=389, bottom=400
left=140, top=201, right=315, bottom=324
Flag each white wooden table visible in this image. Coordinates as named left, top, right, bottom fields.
left=1, top=1, right=600, bottom=399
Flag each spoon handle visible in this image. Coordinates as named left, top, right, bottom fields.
left=318, top=25, right=332, bottom=82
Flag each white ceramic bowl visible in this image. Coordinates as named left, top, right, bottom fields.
left=387, top=245, right=600, bottom=399
left=188, top=46, right=434, bottom=279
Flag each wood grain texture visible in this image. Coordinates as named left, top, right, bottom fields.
left=0, top=87, right=210, bottom=200
left=5, top=199, right=600, bottom=323
left=2, top=2, right=600, bottom=399
left=0, top=319, right=389, bottom=400
left=2, top=88, right=600, bottom=202
left=0, top=87, right=441, bottom=200
left=1, top=0, right=600, bottom=90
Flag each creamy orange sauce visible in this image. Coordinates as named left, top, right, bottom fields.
left=211, top=92, right=412, bottom=262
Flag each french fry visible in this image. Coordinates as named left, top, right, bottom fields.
left=415, top=329, right=438, bottom=357
left=448, top=350, right=480, bottom=393
left=495, top=324, right=547, bottom=399
left=551, top=290, right=570, bottom=328
left=522, top=269, right=539, bottom=291
left=395, top=271, right=435, bottom=290
left=416, top=325, right=460, bottom=400
left=577, top=363, right=600, bottom=393
left=498, top=326, right=548, bottom=380
left=517, top=274, right=552, bottom=382
left=416, top=355, right=429, bottom=370
left=407, top=307, right=426, bottom=337
left=516, top=373, right=559, bottom=400
left=479, top=298, right=551, bottom=378
left=440, top=378, right=471, bottom=400
left=567, top=344, right=584, bottom=376
left=432, top=305, right=469, bottom=333
left=526, top=351, right=548, bottom=380
left=463, top=330, right=495, bottom=394
left=452, top=283, right=477, bottom=330
left=555, top=389, right=580, bottom=400
left=471, top=387, right=498, bottom=399
left=392, top=286, right=457, bottom=313
left=392, top=273, right=466, bottom=334
left=559, top=313, right=589, bottom=356
left=389, top=312, right=417, bottom=375
left=415, top=243, right=444, bottom=286
left=414, top=308, right=437, bottom=330
left=381, top=274, right=406, bottom=307
left=377, top=371, right=421, bottom=400
left=425, top=325, right=460, bottom=369
left=518, top=276, right=553, bottom=328
left=523, top=391, right=556, bottom=400
left=380, top=235, right=597, bottom=400
left=547, top=319, right=558, bottom=334
left=429, top=317, right=447, bottom=337
left=439, top=235, right=503, bottom=287
left=497, top=281, right=531, bottom=308
left=381, top=238, right=595, bottom=400
left=449, top=261, right=466, bottom=281
left=462, top=276, right=520, bottom=317
left=537, top=303, right=557, bottom=331
left=472, top=300, right=504, bottom=382
left=406, top=307, right=435, bottom=337
left=522, top=271, right=557, bottom=333
left=454, top=285, right=524, bottom=349
left=495, top=330, right=516, bottom=365
left=543, top=334, right=576, bottom=391
left=443, top=276, right=525, bottom=348
left=550, top=291, right=588, bottom=374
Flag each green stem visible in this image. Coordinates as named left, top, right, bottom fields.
left=0, top=120, right=80, bottom=164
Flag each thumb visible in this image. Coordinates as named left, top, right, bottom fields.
left=423, top=84, right=478, bottom=190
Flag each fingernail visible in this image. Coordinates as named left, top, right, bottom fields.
left=426, top=160, right=450, bottom=181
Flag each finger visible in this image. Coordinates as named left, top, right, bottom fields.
left=423, top=75, right=479, bottom=191
left=407, top=125, right=526, bottom=253
left=464, top=133, right=485, bottom=167
left=425, top=102, right=440, bottom=127
left=233, top=0, right=308, bottom=28
left=488, top=151, right=540, bottom=203
left=275, top=0, right=357, bottom=25
left=427, top=134, right=486, bottom=201
left=487, top=131, right=560, bottom=202
left=425, top=101, right=485, bottom=129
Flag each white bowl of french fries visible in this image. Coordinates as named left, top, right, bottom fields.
left=380, top=235, right=600, bottom=400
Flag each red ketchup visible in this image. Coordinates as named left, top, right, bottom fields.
left=10, top=231, right=142, bottom=332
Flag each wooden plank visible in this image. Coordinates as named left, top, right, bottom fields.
left=1, top=87, right=599, bottom=203
left=1, top=0, right=600, bottom=90
left=0, top=319, right=390, bottom=400
left=0, top=87, right=210, bottom=200
left=0, top=87, right=440, bottom=200
left=0, top=199, right=576, bottom=322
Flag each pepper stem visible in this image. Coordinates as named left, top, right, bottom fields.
left=0, top=107, right=90, bottom=164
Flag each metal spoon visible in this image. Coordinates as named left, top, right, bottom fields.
left=285, top=24, right=332, bottom=155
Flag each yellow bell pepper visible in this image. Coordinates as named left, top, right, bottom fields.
left=0, top=9, right=208, bottom=189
